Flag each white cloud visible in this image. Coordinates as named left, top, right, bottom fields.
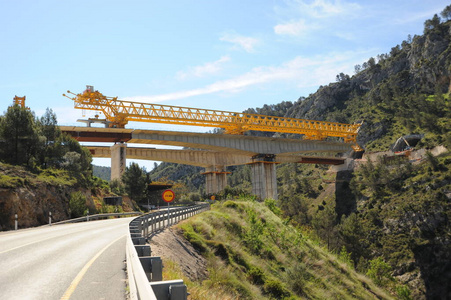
left=125, top=50, right=370, bottom=103
left=274, top=19, right=317, bottom=36
left=274, top=0, right=361, bottom=36
left=176, top=56, right=231, bottom=80
left=220, top=33, right=260, bottom=53
left=295, top=0, right=360, bottom=18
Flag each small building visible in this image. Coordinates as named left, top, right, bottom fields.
left=103, top=196, right=122, bottom=206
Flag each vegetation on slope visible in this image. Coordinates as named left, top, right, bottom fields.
left=0, top=105, right=138, bottom=230
left=165, top=198, right=394, bottom=299
left=345, top=152, right=451, bottom=299
left=147, top=9, right=451, bottom=299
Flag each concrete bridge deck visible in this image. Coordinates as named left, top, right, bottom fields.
left=61, top=126, right=350, bottom=200
left=60, top=126, right=353, bottom=155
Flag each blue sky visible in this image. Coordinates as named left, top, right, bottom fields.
left=1, top=0, right=449, bottom=169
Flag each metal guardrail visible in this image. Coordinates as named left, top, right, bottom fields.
left=126, top=204, right=210, bottom=300
left=52, top=212, right=142, bottom=225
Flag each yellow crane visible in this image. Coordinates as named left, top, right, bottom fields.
left=13, top=96, right=26, bottom=107
left=63, top=86, right=362, bottom=150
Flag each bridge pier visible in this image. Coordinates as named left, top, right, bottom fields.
left=202, top=166, right=230, bottom=195
left=111, top=143, right=127, bottom=181
left=250, top=155, right=278, bottom=200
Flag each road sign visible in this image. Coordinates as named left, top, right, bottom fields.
left=162, top=189, right=175, bottom=203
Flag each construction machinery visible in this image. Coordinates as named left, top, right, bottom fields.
left=63, top=86, right=362, bottom=150
left=13, top=96, right=26, bottom=107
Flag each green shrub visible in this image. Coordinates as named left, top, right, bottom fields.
left=247, top=266, right=265, bottom=285
left=286, top=263, right=309, bottom=296
left=69, top=191, right=87, bottom=218
left=396, top=285, right=412, bottom=300
left=0, top=175, right=24, bottom=188
left=264, top=198, right=281, bottom=216
left=366, top=257, right=392, bottom=286
left=224, top=200, right=238, bottom=209
left=338, top=246, right=354, bottom=267
left=264, top=279, right=290, bottom=299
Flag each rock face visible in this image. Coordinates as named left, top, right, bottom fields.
left=0, top=182, right=94, bottom=231
left=285, top=20, right=451, bottom=147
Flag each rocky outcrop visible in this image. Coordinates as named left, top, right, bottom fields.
left=0, top=182, right=95, bottom=231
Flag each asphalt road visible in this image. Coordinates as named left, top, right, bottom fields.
left=0, top=217, right=133, bottom=300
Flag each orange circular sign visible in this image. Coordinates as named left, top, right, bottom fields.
left=162, top=189, right=175, bottom=203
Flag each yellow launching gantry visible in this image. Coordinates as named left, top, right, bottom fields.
left=63, top=86, right=362, bottom=151
left=13, top=96, right=26, bottom=108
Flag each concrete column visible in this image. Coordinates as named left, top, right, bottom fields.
left=217, top=172, right=228, bottom=191
left=111, top=143, right=127, bottom=181
left=202, top=166, right=229, bottom=195
left=250, top=160, right=278, bottom=200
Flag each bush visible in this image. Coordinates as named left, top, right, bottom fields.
left=264, top=279, right=290, bottom=298
left=396, top=285, right=412, bottom=300
left=189, top=192, right=201, bottom=202
left=69, top=191, right=88, bottom=218
left=366, top=257, right=392, bottom=286
left=264, top=198, right=281, bottom=216
left=247, top=266, right=265, bottom=285
left=286, top=263, right=308, bottom=296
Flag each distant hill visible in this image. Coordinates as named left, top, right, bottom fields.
left=93, top=165, right=111, bottom=181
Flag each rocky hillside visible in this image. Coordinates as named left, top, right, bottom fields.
left=0, top=163, right=135, bottom=230
left=286, top=18, right=450, bottom=150
left=150, top=17, right=451, bottom=186
left=146, top=12, right=451, bottom=300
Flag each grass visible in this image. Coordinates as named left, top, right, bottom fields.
left=0, top=163, right=77, bottom=188
left=0, top=174, right=26, bottom=188
left=165, top=199, right=394, bottom=299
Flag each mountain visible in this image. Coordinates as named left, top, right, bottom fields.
left=148, top=13, right=451, bottom=299
left=286, top=18, right=450, bottom=150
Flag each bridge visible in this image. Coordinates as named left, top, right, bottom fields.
left=61, top=126, right=350, bottom=200
left=60, top=86, right=360, bottom=199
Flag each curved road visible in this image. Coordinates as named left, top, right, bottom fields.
left=0, top=218, right=133, bottom=300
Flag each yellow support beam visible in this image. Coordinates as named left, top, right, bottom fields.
left=63, top=87, right=362, bottom=150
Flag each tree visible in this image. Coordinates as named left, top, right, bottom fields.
left=312, top=203, right=338, bottom=250
left=441, top=5, right=451, bottom=20
left=354, top=64, right=362, bottom=74
left=0, top=105, right=41, bottom=166
left=122, top=162, right=148, bottom=202
left=424, top=14, right=441, bottom=33
left=339, top=213, right=366, bottom=265
left=38, top=108, right=61, bottom=168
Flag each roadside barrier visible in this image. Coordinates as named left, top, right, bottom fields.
left=52, top=212, right=142, bottom=225
left=126, top=204, right=210, bottom=300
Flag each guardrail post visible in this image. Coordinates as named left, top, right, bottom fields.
left=132, top=237, right=146, bottom=245
left=135, top=245, right=151, bottom=257
left=140, top=256, right=163, bottom=281
left=49, top=211, right=52, bottom=226
left=137, top=217, right=143, bottom=235
left=170, top=284, right=188, bottom=300
left=150, top=280, right=187, bottom=300
left=15, top=214, right=18, bottom=230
